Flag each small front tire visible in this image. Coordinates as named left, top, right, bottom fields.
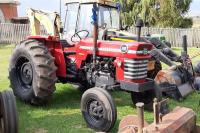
left=81, top=87, right=117, bottom=132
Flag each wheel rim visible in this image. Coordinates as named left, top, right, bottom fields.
left=20, top=62, right=33, bottom=85
left=16, top=57, right=33, bottom=89
left=87, top=99, right=104, bottom=123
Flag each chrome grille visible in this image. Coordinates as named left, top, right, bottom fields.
left=124, top=59, right=148, bottom=80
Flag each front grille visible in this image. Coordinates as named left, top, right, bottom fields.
left=124, top=58, right=148, bottom=80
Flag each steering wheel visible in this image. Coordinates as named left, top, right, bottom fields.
left=71, top=30, right=90, bottom=43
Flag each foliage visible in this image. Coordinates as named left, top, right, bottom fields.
left=115, top=0, right=193, bottom=28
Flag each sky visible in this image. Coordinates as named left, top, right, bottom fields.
left=18, top=0, right=200, bottom=17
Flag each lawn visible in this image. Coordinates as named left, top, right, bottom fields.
left=0, top=44, right=200, bottom=133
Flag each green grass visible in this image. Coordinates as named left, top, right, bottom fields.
left=0, top=45, right=199, bottom=133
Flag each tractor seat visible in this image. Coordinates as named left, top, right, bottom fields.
left=60, top=39, right=75, bottom=48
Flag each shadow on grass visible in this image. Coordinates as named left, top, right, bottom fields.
left=16, top=83, right=153, bottom=133
left=16, top=83, right=82, bottom=110
left=18, top=109, right=94, bottom=133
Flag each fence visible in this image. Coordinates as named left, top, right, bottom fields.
left=0, top=23, right=200, bottom=47
left=0, top=23, right=47, bottom=44
left=129, top=27, right=200, bottom=47
left=0, top=23, right=29, bottom=44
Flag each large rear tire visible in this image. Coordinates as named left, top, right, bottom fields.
left=81, top=87, right=117, bottom=132
left=0, top=91, right=18, bottom=133
left=9, top=39, right=57, bottom=105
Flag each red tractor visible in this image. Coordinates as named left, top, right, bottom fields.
left=9, top=0, right=163, bottom=131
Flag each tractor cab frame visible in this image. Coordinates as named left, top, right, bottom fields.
left=63, top=0, right=121, bottom=43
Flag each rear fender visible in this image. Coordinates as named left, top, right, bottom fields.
left=27, top=36, right=67, bottom=78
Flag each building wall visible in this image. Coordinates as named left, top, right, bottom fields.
left=0, top=9, right=5, bottom=22
left=0, top=3, right=18, bottom=22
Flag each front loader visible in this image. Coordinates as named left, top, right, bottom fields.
left=8, top=0, right=167, bottom=132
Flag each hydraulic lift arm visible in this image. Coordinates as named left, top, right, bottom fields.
left=27, top=8, right=62, bottom=37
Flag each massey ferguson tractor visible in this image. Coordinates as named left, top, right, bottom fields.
left=8, top=0, right=166, bottom=131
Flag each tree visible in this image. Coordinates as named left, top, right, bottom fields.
left=116, top=0, right=193, bottom=28
left=116, top=0, right=141, bottom=26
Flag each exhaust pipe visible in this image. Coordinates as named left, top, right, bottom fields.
left=182, top=35, right=188, bottom=56
left=136, top=19, right=144, bottom=42
left=92, top=4, right=98, bottom=65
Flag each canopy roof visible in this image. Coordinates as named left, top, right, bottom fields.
left=0, top=0, right=20, bottom=4
left=65, top=0, right=117, bottom=7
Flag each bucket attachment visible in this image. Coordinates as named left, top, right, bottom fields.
left=177, top=82, right=194, bottom=97
left=194, top=77, right=200, bottom=91
left=155, top=69, right=194, bottom=100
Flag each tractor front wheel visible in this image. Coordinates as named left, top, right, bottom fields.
left=9, top=39, right=57, bottom=105
left=81, top=87, right=117, bottom=132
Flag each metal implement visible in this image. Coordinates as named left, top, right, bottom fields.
left=154, top=35, right=195, bottom=100
left=136, top=103, right=145, bottom=133
left=119, top=98, right=200, bottom=133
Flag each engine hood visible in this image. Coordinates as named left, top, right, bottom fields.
left=105, top=29, right=149, bottom=43
left=76, top=38, right=153, bottom=59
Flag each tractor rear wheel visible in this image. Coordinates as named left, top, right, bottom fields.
left=81, top=87, right=117, bottom=132
left=9, top=39, right=57, bottom=105
left=131, top=84, right=162, bottom=110
left=0, top=91, right=18, bottom=133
